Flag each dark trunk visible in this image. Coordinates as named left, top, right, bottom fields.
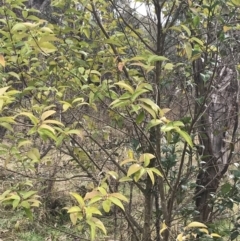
left=194, top=60, right=238, bottom=222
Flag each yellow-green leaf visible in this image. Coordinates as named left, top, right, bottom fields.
left=120, top=158, right=135, bottom=166
left=108, top=197, right=124, bottom=210
left=110, top=193, right=128, bottom=202
left=43, top=119, right=64, bottom=126
left=41, top=110, right=56, bottom=121
left=67, top=206, right=82, bottom=213
left=211, top=233, right=221, bottom=238
left=146, top=169, right=155, bottom=184
left=39, top=124, right=55, bottom=134
left=176, top=129, right=193, bottom=148
left=115, top=81, right=134, bottom=94
left=70, top=192, right=85, bottom=208
left=102, top=199, right=111, bottom=212
left=127, top=163, right=142, bottom=176
left=181, top=25, right=191, bottom=36
left=18, top=112, right=39, bottom=125
left=150, top=167, right=163, bottom=177
left=91, top=217, right=107, bottom=234
left=0, top=86, right=10, bottom=96
left=160, top=222, right=168, bottom=237
left=186, top=221, right=207, bottom=229
left=38, top=42, right=57, bottom=54
left=0, top=55, right=5, bottom=67
left=184, top=42, right=192, bottom=60
left=98, top=186, right=107, bottom=195
left=70, top=212, right=78, bottom=225
left=176, top=233, right=183, bottom=241
left=232, top=0, right=240, bottom=6
left=148, top=55, right=169, bottom=63
left=27, top=148, right=40, bottom=161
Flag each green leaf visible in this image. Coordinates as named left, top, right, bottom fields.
left=102, top=199, right=111, bottom=212
left=88, top=196, right=103, bottom=205
left=161, top=123, right=175, bottom=132
left=91, top=217, right=107, bottom=234
left=150, top=167, right=163, bottom=177
left=41, top=110, right=56, bottom=121
left=9, top=72, right=20, bottom=80
left=0, top=55, right=5, bottom=67
left=70, top=192, right=85, bottom=208
left=164, top=63, right=174, bottom=70
left=191, top=37, right=204, bottom=46
left=17, top=112, right=39, bottom=125
left=146, top=119, right=163, bottom=130
left=131, top=89, right=149, bottom=102
left=22, top=191, right=37, bottom=199
left=146, top=169, right=155, bottom=184
left=127, top=164, right=142, bottom=176
left=139, top=153, right=155, bottom=167
left=70, top=212, right=78, bottom=225
left=115, top=81, right=134, bottom=94
left=98, top=187, right=107, bottom=195
left=184, top=42, right=192, bottom=60
left=232, top=0, right=240, bottom=6
left=108, top=197, right=125, bottom=210
left=175, top=129, right=193, bottom=148
left=86, top=206, right=102, bottom=216
left=172, top=121, right=185, bottom=127
left=181, top=25, right=191, bottom=36
left=110, top=193, right=128, bottom=202
left=138, top=98, right=159, bottom=113
left=12, top=198, right=20, bottom=209
left=12, top=23, right=26, bottom=31
left=24, top=208, right=33, bottom=220
left=21, top=200, right=30, bottom=209
left=43, top=119, right=64, bottom=126
left=139, top=103, right=157, bottom=119
left=27, top=148, right=40, bottom=161
left=38, top=42, right=57, bottom=54
left=211, top=233, right=221, bottom=238
left=0, top=86, right=10, bottom=96
left=186, top=221, right=207, bottom=229
left=148, top=55, right=169, bottom=63
left=119, top=176, right=133, bottom=182
left=39, top=124, right=55, bottom=134
left=67, top=206, right=81, bottom=213
left=136, top=111, right=145, bottom=124
left=134, top=168, right=146, bottom=182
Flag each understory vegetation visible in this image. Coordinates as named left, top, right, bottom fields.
left=1, top=0, right=240, bottom=240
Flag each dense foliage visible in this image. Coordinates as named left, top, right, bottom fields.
left=0, top=0, right=240, bottom=240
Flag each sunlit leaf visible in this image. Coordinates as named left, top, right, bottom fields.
left=186, top=221, right=207, bottom=229
left=211, top=233, right=221, bottom=238
left=160, top=222, right=168, bottom=237
left=127, top=163, right=142, bottom=176
left=108, top=197, right=124, bottom=210
left=146, top=169, right=155, bottom=184
left=102, top=199, right=111, bottom=212
left=148, top=55, right=169, bottom=63
left=41, top=110, right=56, bottom=121
left=70, top=192, right=85, bottom=208
left=110, top=193, right=128, bottom=202
left=67, top=206, right=81, bottom=213
left=175, top=129, right=193, bottom=148
left=0, top=55, right=5, bottom=67
left=115, top=81, right=134, bottom=94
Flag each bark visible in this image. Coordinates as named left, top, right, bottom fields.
left=194, top=61, right=239, bottom=222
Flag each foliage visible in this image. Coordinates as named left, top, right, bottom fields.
left=0, top=0, right=240, bottom=240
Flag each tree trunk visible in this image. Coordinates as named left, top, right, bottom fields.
left=194, top=60, right=239, bottom=222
